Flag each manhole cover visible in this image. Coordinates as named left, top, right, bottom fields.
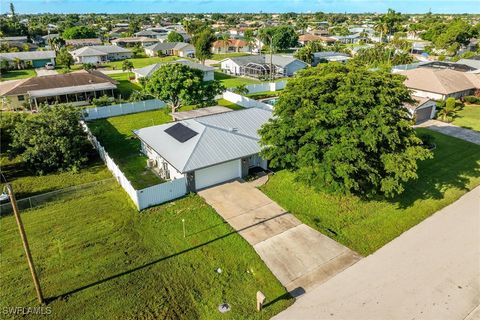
left=218, top=303, right=231, bottom=313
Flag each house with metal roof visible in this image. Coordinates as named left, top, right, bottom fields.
left=312, top=51, right=350, bottom=66
left=0, top=50, right=56, bottom=68
left=133, top=59, right=215, bottom=81
left=144, top=42, right=195, bottom=58
left=220, top=54, right=307, bottom=78
left=0, top=70, right=118, bottom=109
left=134, top=108, right=271, bottom=191
left=70, top=45, right=133, bottom=64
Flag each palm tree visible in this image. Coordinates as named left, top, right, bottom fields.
left=122, top=60, right=134, bottom=79
left=220, top=34, right=230, bottom=53
left=374, top=19, right=389, bottom=43
left=437, top=98, right=461, bottom=123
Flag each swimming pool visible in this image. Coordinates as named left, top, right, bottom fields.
left=262, top=97, right=279, bottom=106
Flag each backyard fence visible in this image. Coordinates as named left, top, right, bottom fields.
left=83, top=99, right=166, bottom=121
left=222, top=91, right=273, bottom=110
left=243, top=80, right=287, bottom=94
left=0, top=178, right=115, bottom=215
left=81, top=122, right=187, bottom=210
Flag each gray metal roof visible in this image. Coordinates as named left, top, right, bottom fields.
left=313, top=51, right=350, bottom=58
left=134, top=108, right=272, bottom=172
left=134, top=59, right=214, bottom=77
left=28, top=82, right=117, bottom=97
left=457, top=58, right=480, bottom=71
left=226, top=54, right=306, bottom=68
left=145, top=42, right=192, bottom=52
left=0, top=50, right=56, bottom=61
left=71, top=45, right=131, bottom=57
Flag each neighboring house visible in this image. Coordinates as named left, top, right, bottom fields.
left=312, top=51, right=350, bottom=66
left=211, top=39, right=250, bottom=54
left=0, top=70, right=118, bottom=108
left=457, top=56, right=480, bottom=71
left=65, top=38, right=102, bottom=48
left=144, top=42, right=195, bottom=58
left=331, top=33, right=366, bottom=44
left=134, top=108, right=271, bottom=191
left=133, top=59, right=215, bottom=81
left=111, top=37, right=158, bottom=47
left=134, top=30, right=165, bottom=39
left=298, top=34, right=336, bottom=46
left=392, top=61, right=476, bottom=73
left=0, top=36, right=28, bottom=44
left=398, top=67, right=480, bottom=100
left=70, top=45, right=133, bottom=64
left=404, top=96, right=437, bottom=124
left=0, top=50, right=56, bottom=68
left=220, top=55, right=308, bottom=78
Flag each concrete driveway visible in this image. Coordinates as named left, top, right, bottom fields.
left=199, top=180, right=361, bottom=293
left=416, top=120, right=480, bottom=145
left=35, top=68, right=58, bottom=76
left=274, top=186, right=480, bottom=320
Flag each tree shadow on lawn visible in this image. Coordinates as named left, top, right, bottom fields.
left=387, top=133, right=480, bottom=209
left=47, top=212, right=294, bottom=305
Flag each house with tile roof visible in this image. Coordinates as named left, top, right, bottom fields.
left=211, top=39, right=250, bottom=54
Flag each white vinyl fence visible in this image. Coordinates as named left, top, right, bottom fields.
left=222, top=91, right=273, bottom=110
left=82, top=122, right=187, bottom=210
left=83, top=99, right=166, bottom=121
left=244, top=80, right=287, bottom=94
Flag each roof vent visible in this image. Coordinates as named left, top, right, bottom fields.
left=229, top=127, right=238, bottom=132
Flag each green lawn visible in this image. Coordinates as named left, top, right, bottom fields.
left=88, top=109, right=170, bottom=189
left=211, top=53, right=251, bottom=61
left=0, top=182, right=292, bottom=319
left=0, top=69, right=36, bottom=81
left=87, top=100, right=244, bottom=189
left=247, top=91, right=282, bottom=100
left=0, top=156, right=111, bottom=199
left=102, top=56, right=178, bottom=70
left=261, top=129, right=480, bottom=256
left=108, top=72, right=142, bottom=99
left=215, top=71, right=261, bottom=88
left=453, top=104, right=480, bottom=132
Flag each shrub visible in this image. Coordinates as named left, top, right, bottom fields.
left=463, top=96, right=480, bottom=104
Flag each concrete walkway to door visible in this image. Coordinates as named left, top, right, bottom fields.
left=416, top=120, right=480, bottom=145
left=199, top=180, right=361, bottom=294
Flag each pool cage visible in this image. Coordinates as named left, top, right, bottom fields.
left=241, top=62, right=284, bottom=79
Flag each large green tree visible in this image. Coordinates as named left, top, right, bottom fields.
left=10, top=104, right=91, bottom=174
left=259, top=63, right=432, bottom=197
left=144, top=63, right=224, bottom=119
left=56, top=47, right=74, bottom=69
left=193, top=28, right=215, bottom=64
left=167, top=31, right=184, bottom=42
left=259, top=26, right=298, bottom=51
left=62, top=26, right=97, bottom=39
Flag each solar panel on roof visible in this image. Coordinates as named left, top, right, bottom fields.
left=164, top=123, right=198, bottom=143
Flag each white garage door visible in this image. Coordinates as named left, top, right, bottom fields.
left=195, top=159, right=241, bottom=190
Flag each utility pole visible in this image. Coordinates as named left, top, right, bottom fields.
left=6, top=184, right=44, bottom=304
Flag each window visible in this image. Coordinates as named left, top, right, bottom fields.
left=18, top=95, right=25, bottom=101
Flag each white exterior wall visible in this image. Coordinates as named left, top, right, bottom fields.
left=77, top=55, right=103, bottom=64
left=141, top=142, right=184, bottom=180
left=221, top=59, right=241, bottom=75
left=411, top=90, right=445, bottom=101
left=107, top=52, right=133, bottom=61
left=145, top=49, right=156, bottom=57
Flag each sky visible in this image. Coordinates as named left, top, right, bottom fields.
left=0, top=0, right=478, bottom=14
